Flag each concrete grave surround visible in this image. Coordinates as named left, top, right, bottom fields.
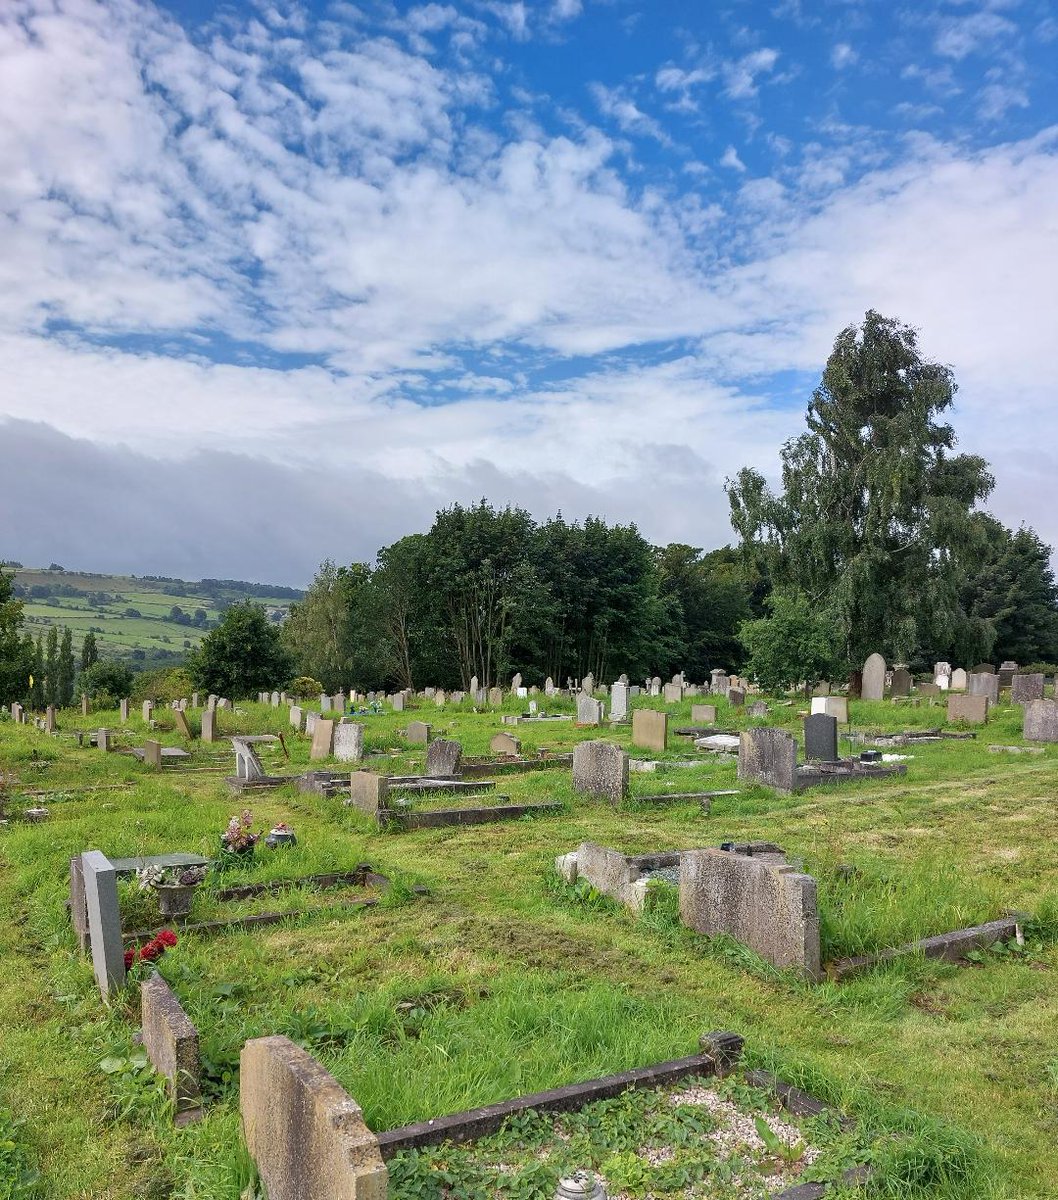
left=1023, top=699, right=1058, bottom=743
left=565, top=841, right=657, bottom=913
left=1011, top=674, right=1045, bottom=704
left=241, top=1035, right=387, bottom=1200
left=679, top=848, right=821, bottom=981
left=332, top=722, right=365, bottom=763
left=810, top=696, right=848, bottom=722
left=490, top=732, right=521, bottom=756
left=632, top=709, right=668, bottom=753
left=81, top=851, right=125, bottom=998
left=803, top=713, right=838, bottom=762
left=141, top=972, right=202, bottom=1123
left=405, top=721, right=431, bottom=746
left=425, top=739, right=462, bottom=776
left=968, top=673, right=1000, bottom=703
left=737, top=728, right=798, bottom=794
left=310, top=719, right=336, bottom=761
left=947, top=694, right=988, bottom=725
left=572, top=741, right=629, bottom=804
left=691, top=704, right=717, bottom=725
left=861, top=653, right=886, bottom=701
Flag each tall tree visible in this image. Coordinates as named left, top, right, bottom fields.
left=29, top=634, right=45, bottom=708
left=0, top=567, right=27, bottom=706
left=653, top=544, right=750, bottom=677
left=282, top=560, right=362, bottom=690
left=188, top=602, right=293, bottom=698
left=80, top=631, right=99, bottom=671
left=57, top=627, right=75, bottom=707
left=44, top=626, right=59, bottom=707
left=727, top=311, right=994, bottom=666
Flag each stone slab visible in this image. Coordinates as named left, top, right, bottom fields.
left=82, top=850, right=125, bottom=998
left=631, top=709, right=668, bottom=753
left=141, top=972, right=202, bottom=1122
left=310, top=718, right=335, bottom=761
left=572, top=741, right=628, bottom=804
left=947, top=694, right=988, bottom=725
left=736, top=728, right=798, bottom=794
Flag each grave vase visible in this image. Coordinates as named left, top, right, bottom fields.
left=265, top=828, right=297, bottom=849
left=153, top=883, right=199, bottom=922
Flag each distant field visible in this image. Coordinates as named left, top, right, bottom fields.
left=8, top=566, right=303, bottom=665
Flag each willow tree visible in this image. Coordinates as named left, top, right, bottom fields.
left=726, top=311, right=994, bottom=667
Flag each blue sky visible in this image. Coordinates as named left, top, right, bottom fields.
left=1, top=0, right=1056, bottom=584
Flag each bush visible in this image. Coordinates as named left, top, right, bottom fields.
left=78, top=660, right=134, bottom=704
left=130, top=667, right=196, bottom=703
left=289, top=675, right=324, bottom=699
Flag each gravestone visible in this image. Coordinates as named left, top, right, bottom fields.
left=44, top=706, right=56, bottom=732
left=310, top=719, right=335, bottom=760
left=240, top=1036, right=388, bottom=1200
left=861, top=653, right=886, bottom=701
left=1011, top=674, right=1045, bottom=704
left=144, top=740, right=163, bottom=769
left=650, top=676, right=661, bottom=696
left=576, top=695, right=603, bottom=726
left=972, top=663, right=996, bottom=675
left=434, top=690, right=446, bottom=707
left=679, top=849, right=821, bottom=980
left=947, top=694, right=988, bottom=724
left=425, top=738, right=462, bottom=776
left=232, top=738, right=266, bottom=781
left=890, top=668, right=912, bottom=698
left=510, top=673, right=522, bottom=694
left=631, top=709, right=667, bottom=752
left=191, top=693, right=199, bottom=708
left=289, top=706, right=303, bottom=731
left=348, top=772, right=388, bottom=815
left=847, top=669, right=862, bottom=699
left=968, top=673, right=999, bottom=703
left=141, top=973, right=202, bottom=1123
left=936, top=675, right=949, bottom=691
left=69, top=855, right=89, bottom=951
left=662, top=682, right=683, bottom=704
left=334, top=692, right=346, bottom=712
left=727, top=688, right=745, bottom=707
left=918, top=682, right=940, bottom=697
left=96, top=728, right=111, bottom=752
left=200, top=709, right=216, bottom=743
left=490, top=731, right=521, bottom=755
left=951, top=667, right=968, bottom=690
left=271, top=691, right=280, bottom=708
left=812, top=681, right=831, bottom=697
left=173, top=709, right=193, bottom=739
left=142, top=701, right=153, bottom=723
left=691, top=704, right=717, bottom=725
left=319, top=693, right=329, bottom=711
left=737, top=728, right=797, bottom=794
left=810, top=696, right=848, bottom=722
left=933, top=661, right=952, bottom=682
left=544, top=677, right=556, bottom=696
left=488, top=687, right=504, bottom=707
left=1023, top=699, right=1058, bottom=743
left=610, top=681, right=629, bottom=721
left=332, top=722, right=364, bottom=763
left=405, top=720, right=431, bottom=745
left=581, top=673, right=595, bottom=696
left=81, top=693, right=89, bottom=716
left=572, top=741, right=628, bottom=804
left=81, top=851, right=125, bottom=998
left=710, top=668, right=728, bottom=694
left=391, top=693, right=405, bottom=712
left=10, top=701, right=21, bottom=724
left=998, top=661, right=1018, bottom=689
left=803, top=713, right=838, bottom=762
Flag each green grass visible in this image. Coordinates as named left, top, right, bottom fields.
left=2, top=690, right=1058, bottom=1196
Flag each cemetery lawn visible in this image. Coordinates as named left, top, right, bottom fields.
left=2, top=693, right=1058, bottom=1198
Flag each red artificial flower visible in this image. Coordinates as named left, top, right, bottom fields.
left=156, top=929, right=178, bottom=947
left=124, top=949, right=135, bottom=969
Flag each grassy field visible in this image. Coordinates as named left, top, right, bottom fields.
left=1, top=689, right=1057, bottom=1198
left=9, top=568, right=300, bottom=665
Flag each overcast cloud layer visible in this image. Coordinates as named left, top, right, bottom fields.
left=1, top=0, right=1056, bottom=585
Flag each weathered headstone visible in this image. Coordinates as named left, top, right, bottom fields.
left=610, top=681, right=629, bottom=721
left=44, top=705, right=56, bottom=732
left=1011, top=674, right=1045, bottom=704
left=662, top=681, right=683, bottom=704
left=425, top=738, right=462, bottom=776
left=405, top=720, right=431, bottom=745
left=434, top=689, right=446, bottom=707
left=310, top=719, right=335, bottom=760
left=581, top=673, right=595, bottom=697
left=810, top=696, right=848, bottom=722
left=890, top=668, right=912, bottom=698
left=544, top=677, right=556, bottom=696
left=861, top=653, right=886, bottom=701
left=947, top=694, right=988, bottom=724
left=489, top=731, right=521, bottom=756
left=737, top=728, right=797, bottom=794
left=80, top=693, right=89, bottom=716
left=968, top=673, right=1000, bottom=703
left=691, top=703, right=717, bottom=725
left=631, top=709, right=667, bottom=752
left=141, top=972, right=202, bottom=1123
left=998, top=661, right=1018, bottom=689
left=679, top=849, right=821, bottom=980
left=951, top=667, right=968, bottom=690
left=240, top=1036, right=388, bottom=1200
left=142, top=700, right=153, bottom=723
left=81, top=851, right=125, bottom=998
left=144, top=740, right=163, bottom=769
left=727, top=687, right=745, bottom=707
left=200, top=709, right=216, bottom=743
left=348, top=771, right=389, bottom=815
left=972, top=663, right=996, bottom=675
left=391, top=693, right=405, bottom=713
left=917, top=682, right=940, bottom=697
left=271, top=691, right=280, bottom=708
left=332, top=722, right=364, bottom=763
left=1023, top=699, right=1058, bottom=743
left=487, top=686, right=503, bottom=707
left=803, top=713, right=838, bottom=762
left=572, top=741, right=628, bottom=804
left=576, top=695, right=603, bottom=726
left=173, top=708, right=193, bottom=739
left=289, top=705, right=303, bottom=731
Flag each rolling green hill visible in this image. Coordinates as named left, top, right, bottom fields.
left=6, top=565, right=303, bottom=667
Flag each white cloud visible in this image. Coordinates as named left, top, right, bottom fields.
left=589, top=82, right=672, bottom=144
left=935, top=10, right=1017, bottom=59
left=720, top=145, right=747, bottom=172
left=830, top=42, right=858, bottom=69
left=723, top=47, right=780, bottom=99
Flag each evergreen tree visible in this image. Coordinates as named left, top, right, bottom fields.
left=44, top=626, right=59, bottom=707
left=57, top=627, right=76, bottom=707
left=80, top=631, right=99, bottom=671
left=188, top=602, right=293, bottom=698
left=29, top=634, right=45, bottom=708
left=0, top=567, right=27, bottom=706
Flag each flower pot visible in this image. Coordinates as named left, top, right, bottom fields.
left=154, top=883, right=198, bottom=921
left=265, top=829, right=297, bottom=849
left=220, top=837, right=256, bottom=858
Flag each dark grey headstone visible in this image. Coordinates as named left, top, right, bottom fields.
left=890, top=668, right=912, bottom=698
left=803, top=713, right=838, bottom=762
left=425, top=738, right=462, bottom=776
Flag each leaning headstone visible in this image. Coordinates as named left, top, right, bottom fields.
left=861, top=653, right=886, bottom=701
left=890, top=668, right=912, bottom=698
left=200, top=709, right=216, bottom=743
left=691, top=703, right=717, bottom=725
left=173, top=708, right=193, bottom=739
left=632, top=709, right=667, bottom=752
left=951, top=667, right=968, bottom=691
left=141, top=972, right=202, bottom=1124
left=947, top=694, right=988, bottom=724
left=310, top=719, right=335, bottom=760
left=81, top=850, right=125, bottom=998
left=679, top=848, right=821, bottom=980
left=405, top=720, right=431, bottom=745
left=425, top=738, right=462, bottom=776
left=737, top=728, right=797, bottom=794
left=240, top=1036, right=388, bottom=1200
left=1011, top=674, right=1045, bottom=704
left=576, top=695, right=603, bottom=726
left=610, top=681, right=629, bottom=721
left=572, top=741, right=628, bottom=804
left=968, top=673, right=1000, bottom=703
left=232, top=738, right=266, bottom=781
left=490, top=731, right=521, bottom=755
left=1023, top=699, right=1058, bottom=743
left=810, top=696, right=848, bottom=722
left=510, top=673, right=522, bottom=694
left=803, top=713, right=838, bottom=762
left=332, top=722, right=364, bottom=763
